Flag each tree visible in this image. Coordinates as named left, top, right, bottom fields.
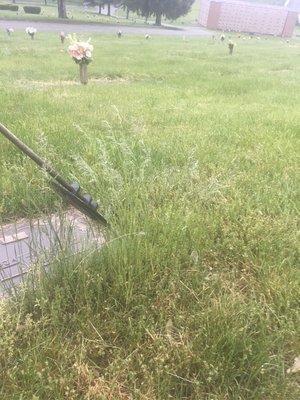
left=137, top=0, right=195, bottom=26
left=120, top=0, right=141, bottom=19
left=107, top=0, right=112, bottom=16
left=57, top=0, right=67, bottom=19
left=101, top=0, right=120, bottom=16
left=98, top=1, right=105, bottom=14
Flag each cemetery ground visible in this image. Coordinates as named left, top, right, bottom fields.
left=0, top=1, right=200, bottom=27
left=0, top=2, right=124, bottom=26
left=0, top=32, right=299, bottom=399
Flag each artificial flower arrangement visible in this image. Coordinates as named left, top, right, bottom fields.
left=228, top=40, right=235, bottom=55
left=67, top=34, right=93, bottom=85
left=60, top=31, right=66, bottom=44
left=6, top=27, right=14, bottom=36
left=25, top=27, right=37, bottom=40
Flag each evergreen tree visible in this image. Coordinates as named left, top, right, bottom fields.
left=137, top=0, right=195, bottom=26
left=121, top=0, right=141, bottom=19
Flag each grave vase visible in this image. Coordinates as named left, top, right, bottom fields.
left=79, top=63, right=88, bottom=85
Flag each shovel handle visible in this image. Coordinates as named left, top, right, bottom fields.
left=0, top=123, right=108, bottom=226
left=0, top=123, right=74, bottom=192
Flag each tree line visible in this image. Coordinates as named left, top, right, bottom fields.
left=57, top=0, right=195, bottom=26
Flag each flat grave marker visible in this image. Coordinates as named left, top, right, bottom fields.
left=0, top=209, right=104, bottom=295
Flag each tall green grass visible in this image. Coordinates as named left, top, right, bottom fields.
left=0, top=33, right=299, bottom=398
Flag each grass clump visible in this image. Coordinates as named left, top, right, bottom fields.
left=0, top=33, right=299, bottom=399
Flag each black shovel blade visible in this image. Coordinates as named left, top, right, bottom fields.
left=51, top=181, right=108, bottom=227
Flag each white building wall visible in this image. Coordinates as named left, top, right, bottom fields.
left=199, top=0, right=212, bottom=26
left=218, top=2, right=288, bottom=35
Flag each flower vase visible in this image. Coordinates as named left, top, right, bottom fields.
left=79, top=63, right=88, bottom=85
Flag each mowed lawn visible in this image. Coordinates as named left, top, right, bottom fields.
left=0, top=32, right=299, bottom=399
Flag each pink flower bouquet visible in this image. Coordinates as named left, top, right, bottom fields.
left=25, top=27, right=37, bottom=40
left=67, top=35, right=93, bottom=85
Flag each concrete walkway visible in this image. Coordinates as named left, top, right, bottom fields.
left=0, top=19, right=211, bottom=37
